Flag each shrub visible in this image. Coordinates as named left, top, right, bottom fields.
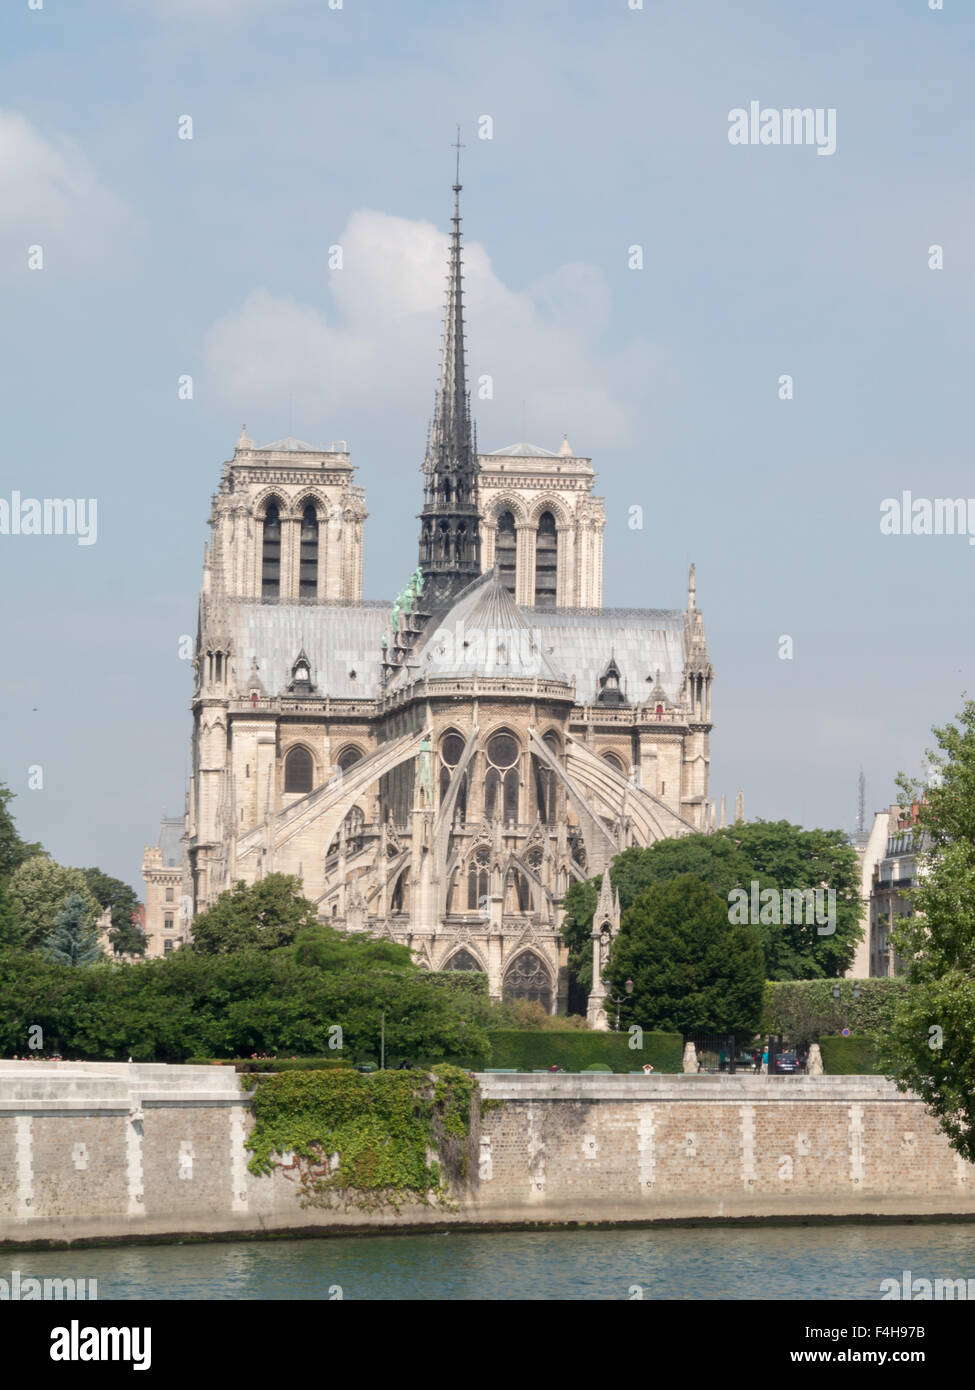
left=456, top=1028, right=683, bottom=1073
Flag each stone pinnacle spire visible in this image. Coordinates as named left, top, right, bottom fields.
left=418, top=128, right=482, bottom=609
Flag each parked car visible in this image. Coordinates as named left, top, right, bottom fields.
left=774, top=1052, right=799, bottom=1073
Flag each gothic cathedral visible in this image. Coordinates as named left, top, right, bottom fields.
left=165, top=170, right=715, bottom=1021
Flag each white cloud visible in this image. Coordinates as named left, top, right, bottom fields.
left=0, top=111, right=140, bottom=282
left=204, top=209, right=661, bottom=449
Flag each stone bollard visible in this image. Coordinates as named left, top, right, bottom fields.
left=807, top=1043, right=824, bottom=1076
left=682, top=1041, right=698, bottom=1074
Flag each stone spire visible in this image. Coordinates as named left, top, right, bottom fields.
left=418, top=129, right=481, bottom=609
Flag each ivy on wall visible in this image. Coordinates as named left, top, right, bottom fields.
left=244, top=1065, right=484, bottom=1212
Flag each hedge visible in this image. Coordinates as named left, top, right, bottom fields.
left=763, top=978, right=905, bottom=1044
left=819, top=1035, right=884, bottom=1075
left=457, top=1029, right=684, bottom=1073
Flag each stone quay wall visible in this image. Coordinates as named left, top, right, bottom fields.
left=1, top=1063, right=974, bottom=1246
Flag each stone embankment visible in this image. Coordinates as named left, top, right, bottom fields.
left=1, top=1063, right=973, bottom=1245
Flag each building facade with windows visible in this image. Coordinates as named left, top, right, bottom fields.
left=141, top=816, right=187, bottom=958
left=172, top=175, right=715, bottom=1017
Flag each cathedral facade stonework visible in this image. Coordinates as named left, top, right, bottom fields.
left=167, top=175, right=715, bottom=1018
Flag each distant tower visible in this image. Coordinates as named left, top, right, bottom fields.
left=418, top=128, right=481, bottom=610
left=734, top=788, right=744, bottom=824
left=857, top=768, right=866, bottom=838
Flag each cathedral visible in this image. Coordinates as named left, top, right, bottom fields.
left=154, top=168, right=716, bottom=1021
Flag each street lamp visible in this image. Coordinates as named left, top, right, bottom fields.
left=831, top=982, right=861, bottom=1033
left=610, top=978, right=634, bottom=1032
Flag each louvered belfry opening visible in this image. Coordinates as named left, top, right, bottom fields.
left=534, top=510, right=557, bottom=607
left=496, top=509, right=516, bottom=595
left=299, top=503, right=318, bottom=599
left=261, top=501, right=281, bottom=598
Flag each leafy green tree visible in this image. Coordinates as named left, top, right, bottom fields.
left=723, top=821, right=862, bottom=978
left=82, top=868, right=144, bottom=955
left=561, top=822, right=862, bottom=1003
left=560, top=877, right=599, bottom=1013
left=290, top=924, right=414, bottom=972
left=0, top=938, right=491, bottom=1065
left=7, top=856, right=99, bottom=950
left=883, top=700, right=975, bottom=1162
left=191, top=874, right=320, bottom=954
left=41, top=894, right=104, bottom=966
left=606, top=874, right=765, bottom=1036
left=0, top=879, right=23, bottom=948
left=0, top=782, right=42, bottom=884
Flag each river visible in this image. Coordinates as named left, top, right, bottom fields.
left=9, top=1222, right=975, bottom=1300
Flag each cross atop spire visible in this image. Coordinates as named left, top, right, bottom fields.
left=452, top=123, right=465, bottom=191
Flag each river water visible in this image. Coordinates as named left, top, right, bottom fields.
left=10, top=1223, right=975, bottom=1300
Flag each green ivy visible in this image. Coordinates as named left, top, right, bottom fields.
left=243, top=1065, right=481, bottom=1212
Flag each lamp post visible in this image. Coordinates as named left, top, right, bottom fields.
left=610, top=978, right=634, bottom=1032
left=831, top=982, right=861, bottom=1034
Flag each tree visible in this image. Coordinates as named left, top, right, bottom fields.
left=0, top=879, right=22, bottom=949
left=41, top=894, right=104, bottom=966
left=883, top=700, right=975, bottom=1162
left=82, top=868, right=144, bottom=955
left=7, top=856, right=100, bottom=950
left=191, top=875, right=321, bottom=954
left=605, top=874, right=765, bottom=1037
left=0, top=782, right=42, bottom=884
left=560, top=822, right=863, bottom=1004
left=560, top=877, right=599, bottom=1013
left=723, top=821, right=862, bottom=978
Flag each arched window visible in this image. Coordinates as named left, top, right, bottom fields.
left=444, top=948, right=483, bottom=972
left=439, top=730, right=468, bottom=823
left=533, top=732, right=560, bottom=824
left=467, top=847, right=490, bottom=912
left=391, top=869, right=408, bottom=913
left=261, top=501, right=281, bottom=598
left=338, top=746, right=363, bottom=774
left=534, top=511, right=557, bottom=607
left=496, top=510, right=516, bottom=596
left=484, top=730, right=519, bottom=823
left=507, top=869, right=531, bottom=913
left=503, top=950, right=552, bottom=1011
left=299, top=503, right=319, bottom=599
left=284, top=745, right=314, bottom=794
left=601, top=750, right=626, bottom=775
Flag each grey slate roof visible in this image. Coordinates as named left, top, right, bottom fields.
left=157, top=817, right=184, bottom=868
left=520, top=606, right=686, bottom=705
left=225, top=593, right=687, bottom=705
left=228, top=601, right=391, bottom=698
left=487, top=442, right=558, bottom=458
left=393, top=572, right=569, bottom=688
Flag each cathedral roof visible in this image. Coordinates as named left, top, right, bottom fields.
left=487, top=442, right=560, bottom=458
left=257, top=437, right=327, bottom=453
left=227, top=601, right=390, bottom=698
left=393, top=571, right=570, bottom=687
left=520, top=606, right=686, bottom=706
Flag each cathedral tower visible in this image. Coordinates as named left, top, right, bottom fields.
left=418, top=138, right=481, bottom=609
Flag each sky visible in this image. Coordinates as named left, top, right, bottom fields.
left=0, top=0, right=972, bottom=893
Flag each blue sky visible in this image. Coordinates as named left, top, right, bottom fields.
left=1, top=0, right=972, bottom=891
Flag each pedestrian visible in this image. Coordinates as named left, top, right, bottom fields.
left=761, top=1046, right=769, bottom=1074
left=642, top=1063, right=654, bottom=1074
